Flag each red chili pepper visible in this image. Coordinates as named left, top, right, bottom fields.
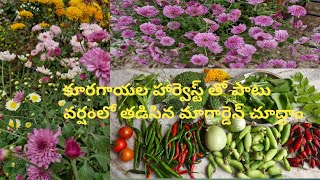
left=196, top=152, right=203, bottom=158
left=313, top=129, right=320, bottom=137
left=173, top=142, right=180, bottom=160
left=296, top=126, right=303, bottom=135
left=288, top=146, right=295, bottom=153
left=289, top=162, right=301, bottom=167
left=301, top=137, right=307, bottom=151
left=185, top=124, right=191, bottom=130
left=177, top=149, right=188, bottom=171
left=312, top=145, right=318, bottom=157
left=310, top=158, right=316, bottom=168
left=301, top=122, right=312, bottom=128
left=300, top=151, right=308, bottom=158
left=293, top=136, right=304, bottom=151
left=146, top=167, right=152, bottom=179
left=296, top=154, right=304, bottom=159
left=305, top=143, right=312, bottom=156
left=189, top=155, right=197, bottom=179
left=305, top=128, right=313, bottom=141
left=172, top=121, right=179, bottom=136
left=316, top=160, right=320, bottom=168
left=312, top=137, right=320, bottom=149
left=287, top=158, right=301, bottom=164
left=284, top=138, right=295, bottom=147
left=178, top=170, right=189, bottom=175
left=290, top=124, right=300, bottom=136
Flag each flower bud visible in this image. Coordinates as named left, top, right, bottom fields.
left=65, top=137, right=85, bottom=159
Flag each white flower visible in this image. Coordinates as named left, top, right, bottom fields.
left=58, top=100, right=66, bottom=107
left=36, top=66, right=52, bottom=75
left=24, top=61, right=32, bottom=68
left=8, top=119, right=21, bottom=129
left=38, top=31, right=54, bottom=42
left=1, top=90, right=7, bottom=97
left=50, top=25, right=62, bottom=36
left=0, top=51, right=16, bottom=61
left=5, top=99, right=21, bottom=111
left=18, top=55, right=27, bottom=61
left=28, top=93, right=41, bottom=103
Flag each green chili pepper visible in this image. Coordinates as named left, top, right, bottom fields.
left=169, top=140, right=176, bottom=163
left=150, top=164, right=164, bottom=178
left=159, top=161, right=182, bottom=178
left=244, top=133, right=252, bottom=152
left=125, top=169, right=146, bottom=175
left=167, top=129, right=185, bottom=145
left=156, top=122, right=162, bottom=140
left=207, top=154, right=218, bottom=169
left=165, top=125, right=173, bottom=159
left=185, top=137, right=195, bottom=156
left=280, top=124, right=291, bottom=145
left=132, top=127, right=142, bottom=169
left=141, top=120, right=147, bottom=138
left=146, top=131, right=155, bottom=154
left=266, top=127, right=277, bottom=149
left=196, top=129, right=207, bottom=152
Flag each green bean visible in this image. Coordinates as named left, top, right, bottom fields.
left=207, top=163, right=214, bottom=178
left=271, top=127, right=280, bottom=139
left=196, top=129, right=207, bottom=152
left=260, top=160, right=276, bottom=170
left=268, top=166, right=282, bottom=176
left=252, top=126, right=265, bottom=133
left=215, top=156, right=233, bottom=174
left=283, top=157, right=290, bottom=171
left=246, top=170, right=266, bottom=178
left=237, top=126, right=251, bottom=142
left=237, top=140, right=244, bottom=155
left=266, top=127, right=277, bottom=149
left=227, top=132, right=233, bottom=147
left=280, top=124, right=291, bottom=145
left=229, top=159, right=245, bottom=172
left=231, top=140, right=236, bottom=149
left=253, top=152, right=264, bottom=161
left=274, top=149, right=287, bottom=162
left=159, top=161, right=182, bottom=178
left=232, top=149, right=241, bottom=161
left=141, top=120, right=147, bottom=138
left=250, top=161, right=263, bottom=170
left=133, top=140, right=141, bottom=168
left=265, top=149, right=278, bottom=161
left=237, top=172, right=250, bottom=179
left=150, top=164, right=164, bottom=178
left=277, top=124, right=284, bottom=133
left=264, top=137, right=270, bottom=151
left=252, top=144, right=264, bottom=151
left=213, top=151, right=223, bottom=158
left=244, top=133, right=252, bottom=152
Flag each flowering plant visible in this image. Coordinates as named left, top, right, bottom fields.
left=111, top=0, right=319, bottom=68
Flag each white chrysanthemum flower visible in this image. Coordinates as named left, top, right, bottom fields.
left=36, top=66, right=52, bottom=75
left=5, top=99, right=21, bottom=111
left=0, top=51, right=16, bottom=61
left=58, top=100, right=66, bottom=107
left=28, top=93, right=41, bottom=103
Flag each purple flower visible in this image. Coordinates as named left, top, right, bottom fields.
left=248, top=27, right=264, bottom=37
left=311, top=33, right=320, bottom=44
left=26, top=128, right=62, bottom=168
left=151, top=18, right=161, bottom=25
left=27, top=166, right=51, bottom=180
left=209, top=23, right=220, bottom=32
left=224, top=35, right=245, bottom=49
left=190, top=54, right=208, bottom=66
left=163, top=5, right=184, bottom=18
left=184, top=31, right=198, bottom=40
left=155, top=30, right=166, bottom=40
left=274, top=30, right=289, bottom=42
left=237, top=44, right=257, bottom=57
left=0, top=149, right=11, bottom=162
left=135, top=6, right=159, bottom=17
left=15, top=175, right=23, bottom=180
left=300, top=54, right=319, bottom=62
left=87, top=30, right=108, bottom=42
left=186, top=3, right=208, bottom=16
left=65, top=137, right=85, bottom=159
left=13, top=90, right=25, bottom=103
left=160, top=36, right=175, bottom=46
left=288, top=5, right=307, bottom=18
left=254, top=16, right=274, bottom=27
left=79, top=48, right=110, bottom=86
left=230, top=63, right=245, bottom=68
left=167, top=21, right=180, bottom=30
left=118, top=16, right=134, bottom=26
left=272, top=22, right=282, bottom=29
left=208, top=42, right=223, bottom=54
left=294, top=36, right=310, bottom=44
left=286, top=61, right=297, bottom=68
left=267, top=59, right=287, bottom=68
left=293, top=20, right=304, bottom=29
left=193, top=33, right=219, bottom=47
left=257, top=39, right=278, bottom=49
left=228, top=9, right=241, bottom=22
left=47, top=47, right=62, bottom=57
left=231, top=24, right=247, bottom=34
left=253, top=32, right=273, bottom=41
left=247, top=0, right=265, bottom=5
left=210, top=4, right=225, bottom=16
left=140, top=23, right=157, bottom=35
left=121, top=29, right=136, bottom=39
left=216, top=13, right=229, bottom=23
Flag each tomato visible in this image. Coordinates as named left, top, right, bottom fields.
left=118, top=126, right=133, bottom=139
left=119, top=148, right=134, bottom=162
left=112, top=138, right=127, bottom=153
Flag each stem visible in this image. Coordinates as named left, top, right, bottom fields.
left=71, top=159, right=80, bottom=180
left=0, top=128, right=25, bottom=139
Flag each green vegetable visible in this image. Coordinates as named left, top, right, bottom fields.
left=224, top=118, right=246, bottom=133
left=215, top=156, right=233, bottom=174
left=237, top=172, right=250, bottom=179
left=207, top=163, right=214, bottom=178
left=230, top=159, right=245, bottom=172
left=227, top=132, right=233, bottom=147
left=237, top=126, right=251, bottom=142
left=244, top=133, right=252, bottom=152
left=266, top=127, right=277, bottom=149
left=280, top=124, right=291, bottom=145
left=237, top=140, right=244, bottom=155
left=265, top=149, right=278, bottom=161
left=268, top=166, right=282, bottom=176
left=274, top=149, right=287, bottom=162
left=283, top=157, right=290, bottom=171
left=173, top=71, right=206, bottom=88
left=246, top=170, right=266, bottom=178
left=206, top=95, right=221, bottom=110
left=252, top=144, right=264, bottom=151
left=260, top=160, right=276, bottom=170
left=250, top=161, right=263, bottom=170
left=164, top=95, right=183, bottom=114
left=205, top=126, right=227, bottom=151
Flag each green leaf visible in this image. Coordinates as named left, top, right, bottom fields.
left=301, top=77, right=309, bottom=87
left=303, top=103, right=318, bottom=111
left=292, top=72, right=303, bottom=82
left=78, top=161, right=96, bottom=180
left=297, top=95, right=310, bottom=103
left=311, top=93, right=320, bottom=102
left=313, top=109, right=320, bottom=117
left=306, top=85, right=316, bottom=94
left=91, top=154, right=109, bottom=171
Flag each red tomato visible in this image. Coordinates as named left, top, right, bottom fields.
left=112, top=138, right=127, bottom=153
left=118, top=126, right=133, bottom=139
left=119, top=148, right=134, bottom=162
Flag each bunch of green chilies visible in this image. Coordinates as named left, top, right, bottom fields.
left=127, top=118, right=208, bottom=178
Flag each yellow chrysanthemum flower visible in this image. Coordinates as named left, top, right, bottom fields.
left=10, top=23, right=25, bottom=31
left=5, top=99, right=21, bottom=111
left=95, top=11, right=103, bottom=22
left=11, top=162, right=15, bottom=168
left=104, top=0, right=109, bottom=4
left=19, top=10, right=33, bottom=19
left=40, top=22, right=49, bottom=28
left=92, top=2, right=102, bottom=11
left=69, top=0, right=82, bottom=6
left=28, top=93, right=41, bottom=103
left=58, top=100, right=66, bottom=107
left=55, top=8, right=65, bottom=16
left=204, top=68, right=231, bottom=82
left=65, top=6, right=83, bottom=21
left=52, top=0, right=64, bottom=8
left=37, top=0, right=50, bottom=4
left=8, top=119, right=21, bottom=129
left=76, top=3, right=87, bottom=14
left=25, top=122, right=32, bottom=128
left=86, top=5, right=97, bottom=17
left=80, top=15, right=90, bottom=23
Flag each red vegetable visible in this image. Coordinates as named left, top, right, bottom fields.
left=147, top=167, right=152, bottom=179
left=173, top=142, right=180, bottom=160
left=316, top=160, right=320, bottom=168
left=313, top=129, right=320, bottom=137
left=301, top=122, right=312, bottom=128
left=112, top=138, right=127, bottom=153
left=296, top=126, right=303, bottom=135
left=290, top=124, right=300, bottom=136
left=301, top=137, right=306, bottom=151
left=288, top=146, right=295, bottom=153
left=300, top=151, right=308, bottom=158
left=305, top=128, right=312, bottom=141
left=310, top=158, right=316, bottom=168
left=177, top=149, right=188, bottom=171
left=305, top=143, right=312, bottom=156
left=312, top=145, right=318, bottom=157
left=185, top=124, right=191, bottom=130
left=172, top=121, right=178, bottom=136
left=179, top=170, right=189, bottom=175
left=293, top=136, right=304, bottom=151
left=118, top=126, right=133, bottom=139
left=312, top=137, right=320, bottom=149
left=284, top=138, right=295, bottom=147
left=287, top=157, right=301, bottom=164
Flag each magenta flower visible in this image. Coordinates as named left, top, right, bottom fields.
left=87, top=30, right=108, bottom=42
left=79, top=48, right=110, bottom=86
left=135, top=6, right=159, bottom=17
left=247, top=0, right=265, bottom=5
left=193, top=33, right=219, bottom=47
left=163, top=5, right=184, bottom=18
left=228, top=9, right=241, bottom=22
left=267, top=59, right=287, bottom=68
left=15, top=175, right=23, bottom=180
left=254, top=16, right=274, bottom=27
left=27, top=166, right=51, bottom=180
left=216, top=13, right=229, bottom=23
left=253, top=32, right=273, bottom=41
left=224, top=35, right=245, bottom=49
left=160, top=36, right=175, bottom=46
left=208, top=42, right=223, bottom=54
left=208, top=23, right=220, bottom=32
left=186, top=3, right=208, bottom=16
left=190, top=54, right=208, bottom=66
left=155, top=30, right=166, bottom=40
left=230, top=62, right=245, bottom=68
left=286, top=61, right=297, bottom=68
left=300, top=54, right=319, bottom=62
left=237, top=44, right=257, bottom=57
left=311, top=33, right=320, bottom=44
left=184, top=31, right=198, bottom=40
left=65, top=137, right=85, bottom=159
left=118, top=16, right=134, bottom=26
left=231, top=24, right=247, bottom=34
left=210, top=4, right=225, bottom=16
left=151, top=18, right=161, bottom=25
left=26, top=128, right=62, bottom=168
left=288, top=5, right=307, bottom=18
left=248, top=27, right=264, bottom=37
left=257, top=39, right=278, bottom=49
left=274, top=30, right=289, bottom=42
left=140, top=23, right=157, bottom=35
left=13, top=90, right=25, bottom=103
left=167, top=21, right=180, bottom=30
left=121, top=29, right=136, bottom=39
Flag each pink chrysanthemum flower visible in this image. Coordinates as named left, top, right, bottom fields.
left=27, top=166, right=51, bottom=180
left=208, top=42, right=223, bottom=54
left=139, top=23, right=157, bottom=35
left=257, top=39, right=278, bottom=49
left=151, top=18, right=161, bottom=25
left=184, top=31, right=198, bottom=40
left=135, top=6, right=159, bottom=17
left=274, top=30, right=289, bottom=42
left=300, top=54, right=319, bottom=62
left=13, top=90, right=25, bottom=103
left=286, top=61, right=297, bottom=68
left=155, top=30, right=166, bottom=40
left=186, top=3, right=208, bottom=16
left=230, top=62, right=245, bottom=68
left=121, top=29, right=136, bottom=39
left=253, top=32, right=273, bottom=41
left=79, top=48, right=110, bottom=86
left=87, top=30, right=109, bottom=42
left=288, top=5, right=307, bottom=18
left=231, top=24, right=247, bottom=34
left=209, top=23, right=220, bottom=32
left=160, top=36, right=175, bottom=46
left=167, top=21, right=180, bottom=30
left=210, top=4, right=225, bottom=16
left=224, top=35, right=245, bottom=49
left=118, top=16, right=134, bottom=26
left=247, top=0, right=265, bottom=5
left=266, top=59, right=287, bottom=68
left=248, top=27, right=264, bottom=37
left=254, top=16, right=274, bottom=27
left=311, top=33, right=320, bottom=44
left=163, top=5, right=184, bottom=18
left=190, top=54, right=208, bottom=66
left=26, top=128, right=62, bottom=168
left=237, top=44, right=257, bottom=57
left=228, top=9, right=241, bottom=22
left=216, top=13, right=229, bottom=23
left=193, top=33, right=219, bottom=47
